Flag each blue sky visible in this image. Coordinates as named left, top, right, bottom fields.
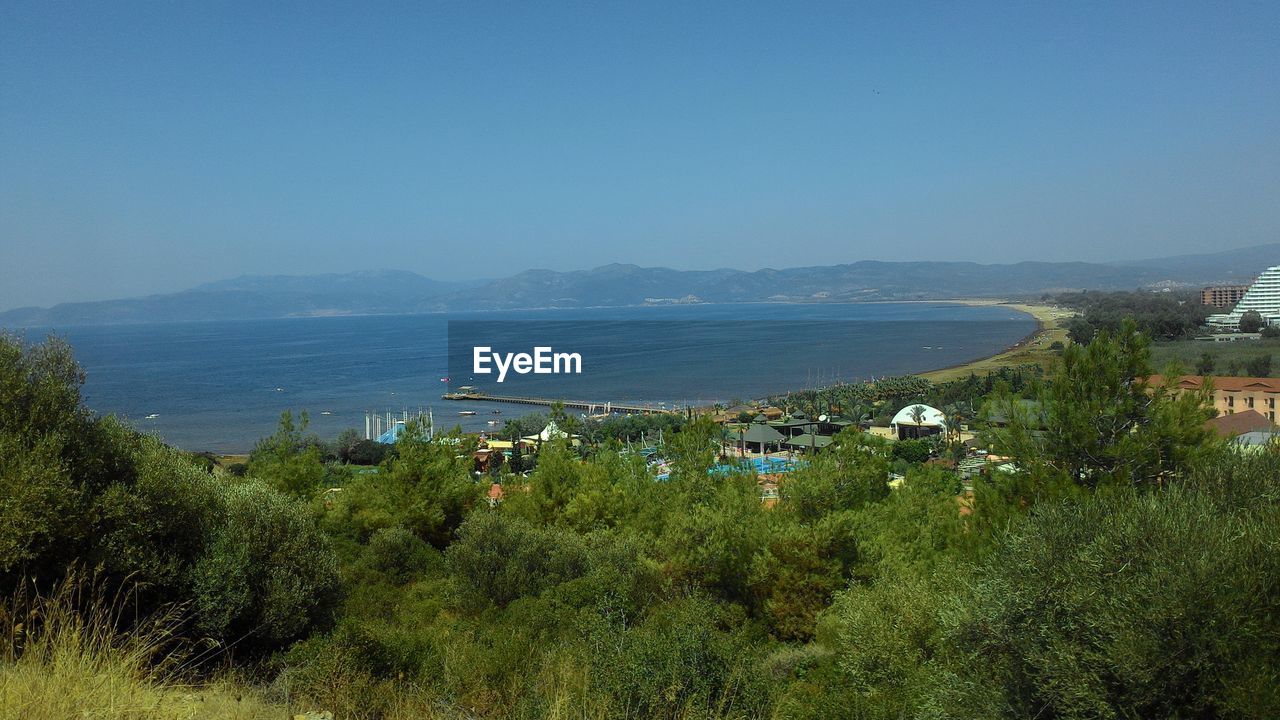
left=2, top=1, right=1279, bottom=309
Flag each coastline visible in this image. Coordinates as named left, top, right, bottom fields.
left=917, top=300, right=1072, bottom=383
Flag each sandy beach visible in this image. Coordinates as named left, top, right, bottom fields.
left=917, top=300, right=1073, bottom=383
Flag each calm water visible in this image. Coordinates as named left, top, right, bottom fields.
left=20, top=303, right=1034, bottom=452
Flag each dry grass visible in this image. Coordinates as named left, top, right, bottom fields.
left=0, top=577, right=285, bottom=720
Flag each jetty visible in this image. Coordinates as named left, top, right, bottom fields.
left=442, top=389, right=671, bottom=415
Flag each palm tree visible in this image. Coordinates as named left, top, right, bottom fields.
left=908, top=404, right=928, bottom=439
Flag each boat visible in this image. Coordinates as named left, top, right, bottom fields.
left=320, top=411, right=332, bottom=415
left=487, top=420, right=500, bottom=426
left=144, top=413, right=159, bottom=419
left=459, top=410, right=477, bottom=416
left=490, top=409, right=502, bottom=414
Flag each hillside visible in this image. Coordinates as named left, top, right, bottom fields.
left=3, top=243, right=1276, bottom=326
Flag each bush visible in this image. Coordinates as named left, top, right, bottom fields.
left=445, top=511, right=588, bottom=608
left=930, top=475, right=1280, bottom=718
left=891, top=438, right=931, bottom=464
left=347, top=439, right=390, bottom=466
left=1240, top=310, right=1264, bottom=333
left=192, top=481, right=341, bottom=651
left=364, top=527, right=437, bottom=582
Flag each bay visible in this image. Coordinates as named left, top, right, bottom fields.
left=22, top=302, right=1035, bottom=452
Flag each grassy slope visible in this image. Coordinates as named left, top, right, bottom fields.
left=0, top=584, right=288, bottom=720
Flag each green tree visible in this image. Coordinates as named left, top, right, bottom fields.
left=892, top=438, right=932, bottom=464
left=192, top=480, right=341, bottom=651
left=334, top=427, right=362, bottom=463
left=249, top=410, right=326, bottom=498
left=781, top=431, right=890, bottom=522
left=749, top=515, right=854, bottom=640
left=1239, top=309, right=1264, bottom=333
left=929, top=461, right=1280, bottom=718
left=1246, top=353, right=1272, bottom=377
left=331, top=422, right=480, bottom=548
left=984, top=319, right=1217, bottom=490
left=1195, top=351, right=1216, bottom=375
left=0, top=335, right=134, bottom=586
left=445, top=511, right=588, bottom=607
left=1065, top=317, right=1095, bottom=345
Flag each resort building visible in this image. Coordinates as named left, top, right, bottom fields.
left=1151, top=375, right=1280, bottom=422
left=736, top=422, right=786, bottom=454
left=1203, top=408, right=1276, bottom=438
left=889, top=404, right=947, bottom=440
left=1202, top=284, right=1250, bottom=308
left=1207, top=266, right=1280, bottom=329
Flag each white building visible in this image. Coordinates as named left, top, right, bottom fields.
left=889, top=404, right=947, bottom=440
left=1208, top=265, right=1280, bottom=330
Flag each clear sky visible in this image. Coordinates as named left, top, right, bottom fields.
left=2, top=1, right=1278, bottom=310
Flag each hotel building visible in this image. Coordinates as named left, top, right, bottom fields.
left=1207, top=265, right=1280, bottom=329
left=1201, top=284, right=1249, bottom=308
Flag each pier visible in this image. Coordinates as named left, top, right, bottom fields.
left=442, top=391, right=672, bottom=415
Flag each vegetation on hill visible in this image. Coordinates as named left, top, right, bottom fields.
left=2, top=325, right=1278, bottom=719
left=1051, top=289, right=1212, bottom=342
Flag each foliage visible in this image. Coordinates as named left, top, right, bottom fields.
left=6, top=329, right=1273, bottom=719
left=1053, top=289, right=1211, bottom=340
left=0, top=575, right=288, bottom=720
left=929, top=460, right=1280, bottom=718
left=891, top=438, right=932, bottom=464
left=248, top=410, right=327, bottom=497
left=0, top=334, right=340, bottom=658
left=984, top=319, right=1217, bottom=489
left=325, top=423, right=481, bottom=548
left=190, top=480, right=341, bottom=651
left=1240, top=309, right=1264, bottom=333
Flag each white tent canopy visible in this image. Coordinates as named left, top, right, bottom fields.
left=890, top=404, right=947, bottom=431
left=523, top=420, right=572, bottom=443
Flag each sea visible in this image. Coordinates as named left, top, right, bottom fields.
left=18, top=302, right=1035, bottom=453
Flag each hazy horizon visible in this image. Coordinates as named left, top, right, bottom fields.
left=4, top=2, right=1279, bottom=309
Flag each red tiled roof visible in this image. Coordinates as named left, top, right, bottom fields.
left=1204, top=409, right=1276, bottom=438
left=1149, top=375, right=1280, bottom=393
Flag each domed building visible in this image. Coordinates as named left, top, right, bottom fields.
left=890, top=404, right=947, bottom=440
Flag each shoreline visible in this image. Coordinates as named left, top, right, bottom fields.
left=169, top=300, right=1069, bottom=460
left=916, top=300, right=1071, bottom=383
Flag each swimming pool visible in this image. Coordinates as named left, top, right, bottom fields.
left=655, top=456, right=802, bottom=480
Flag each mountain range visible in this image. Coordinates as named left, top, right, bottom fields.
left=3, top=243, right=1277, bottom=327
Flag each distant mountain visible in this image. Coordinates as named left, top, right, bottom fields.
left=3, top=244, right=1277, bottom=327
left=1108, top=243, right=1280, bottom=283
left=441, top=260, right=1158, bottom=311
left=0, top=270, right=482, bottom=327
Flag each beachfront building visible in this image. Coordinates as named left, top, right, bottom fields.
left=889, top=404, right=947, bottom=440
left=1207, top=266, right=1280, bottom=329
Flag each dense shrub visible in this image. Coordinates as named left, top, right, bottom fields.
left=0, top=335, right=341, bottom=657
left=929, top=475, right=1280, bottom=718
left=191, top=481, right=341, bottom=650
